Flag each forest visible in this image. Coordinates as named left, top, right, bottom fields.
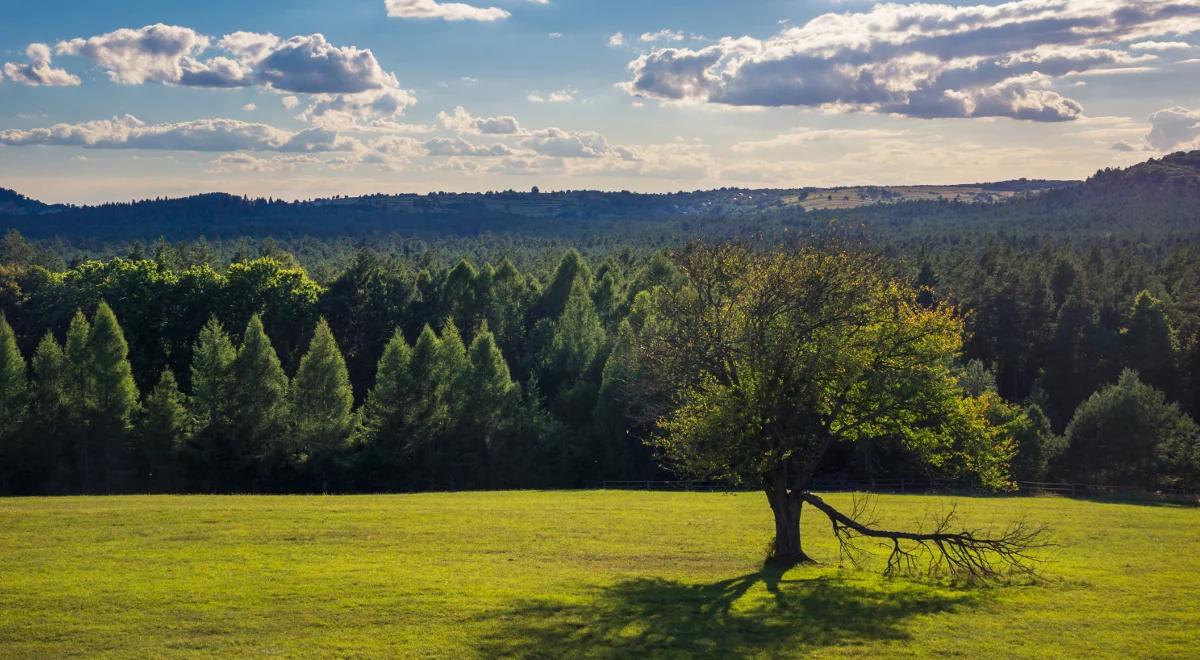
left=1, top=219, right=1199, bottom=495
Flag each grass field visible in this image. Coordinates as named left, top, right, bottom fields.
left=1, top=492, right=1198, bottom=658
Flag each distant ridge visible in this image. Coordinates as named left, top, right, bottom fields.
left=8, top=151, right=1200, bottom=242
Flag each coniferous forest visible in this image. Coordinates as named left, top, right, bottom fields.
left=2, top=154, right=1200, bottom=495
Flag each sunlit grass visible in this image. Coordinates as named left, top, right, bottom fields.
left=1, top=492, right=1197, bottom=657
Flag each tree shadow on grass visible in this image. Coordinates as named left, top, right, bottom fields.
left=474, top=563, right=983, bottom=658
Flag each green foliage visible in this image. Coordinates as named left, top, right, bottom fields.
left=1062, top=370, right=1200, bottom=490
left=230, top=314, right=292, bottom=489
left=648, top=244, right=1016, bottom=492
left=358, top=328, right=416, bottom=488
left=134, top=369, right=189, bottom=491
left=86, top=302, right=140, bottom=485
left=0, top=314, right=29, bottom=489
left=292, top=319, right=355, bottom=491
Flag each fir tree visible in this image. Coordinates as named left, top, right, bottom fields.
left=359, top=328, right=415, bottom=488
left=87, top=301, right=139, bottom=491
left=0, top=314, right=29, bottom=492
left=292, top=318, right=355, bottom=492
left=188, top=317, right=237, bottom=489
left=30, top=333, right=69, bottom=491
left=231, top=314, right=291, bottom=489
left=64, top=311, right=93, bottom=490
left=134, top=369, right=189, bottom=491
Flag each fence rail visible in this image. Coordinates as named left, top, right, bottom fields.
left=599, top=478, right=1199, bottom=502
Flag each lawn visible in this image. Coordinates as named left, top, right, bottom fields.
left=1, top=491, right=1197, bottom=658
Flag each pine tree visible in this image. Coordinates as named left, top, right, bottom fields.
left=188, top=317, right=237, bottom=489
left=87, top=301, right=140, bottom=491
left=134, top=369, right=189, bottom=491
left=30, top=333, right=69, bottom=491
left=0, top=314, right=29, bottom=492
left=1122, top=290, right=1180, bottom=400
left=359, top=328, right=415, bottom=488
left=405, top=324, right=449, bottom=488
left=292, top=318, right=355, bottom=492
left=535, top=279, right=607, bottom=426
left=462, top=325, right=519, bottom=487
left=231, top=314, right=291, bottom=489
left=64, top=311, right=93, bottom=490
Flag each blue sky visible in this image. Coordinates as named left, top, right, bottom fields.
left=2, top=0, right=1200, bottom=203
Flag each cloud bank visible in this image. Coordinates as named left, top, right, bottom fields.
left=621, top=0, right=1200, bottom=121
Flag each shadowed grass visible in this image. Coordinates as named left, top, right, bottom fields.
left=0, top=491, right=1197, bottom=658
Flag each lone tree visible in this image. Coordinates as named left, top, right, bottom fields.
left=639, top=243, right=1041, bottom=577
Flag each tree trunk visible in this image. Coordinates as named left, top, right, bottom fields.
left=765, top=473, right=810, bottom=563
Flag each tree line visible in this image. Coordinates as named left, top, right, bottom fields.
left=1, top=239, right=1198, bottom=495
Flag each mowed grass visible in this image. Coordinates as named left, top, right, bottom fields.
left=1, top=492, right=1197, bottom=658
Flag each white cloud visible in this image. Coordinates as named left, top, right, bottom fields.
left=56, top=24, right=212, bottom=85
left=424, top=136, right=514, bottom=156
left=281, top=95, right=301, bottom=110
left=243, top=103, right=257, bottom=112
left=608, top=32, right=626, bottom=48
left=437, top=106, right=522, bottom=134
left=732, top=127, right=910, bottom=153
left=0, top=114, right=359, bottom=152
left=640, top=29, right=684, bottom=44
left=527, top=89, right=575, bottom=103
left=384, top=0, right=510, bottom=21
left=1130, top=41, right=1193, bottom=51
left=3, top=43, right=81, bottom=86
left=621, top=0, right=1200, bottom=122
left=55, top=25, right=404, bottom=97
left=548, top=32, right=563, bottom=39
left=1147, top=106, right=1200, bottom=151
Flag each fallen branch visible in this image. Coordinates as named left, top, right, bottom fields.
left=801, top=492, right=1048, bottom=580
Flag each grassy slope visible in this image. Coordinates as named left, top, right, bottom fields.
left=0, top=492, right=1197, bottom=658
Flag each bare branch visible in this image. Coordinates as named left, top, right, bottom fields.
left=802, top=492, right=1048, bottom=581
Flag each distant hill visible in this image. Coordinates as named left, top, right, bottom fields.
left=0, top=187, right=58, bottom=216
left=12, top=151, right=1200, bottom=243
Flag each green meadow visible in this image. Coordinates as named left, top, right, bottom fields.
left=1, top=492, right=1197, bottom=658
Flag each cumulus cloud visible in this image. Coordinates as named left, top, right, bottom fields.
left=438, top=106, right=522, bottom=134
left=608, top=33, right=626, bottom=48
left=384, top=0, right=510, bottom=21
left=0, top=114, right=358, bottom=152
left=621, top=0, right=1200, bottom=122
left=56, top=24, right=214, bottom=85
left=254, top=34, right=398, bottom=94
left=1146, top=106, right=1200, bottom=151
left=520, top=127, right=616, bottom=158
left=424, top=136, right=515, bottom=157
left=3, top=43, right=81, bottom=86
left=55, top=25, right=404, bottom=96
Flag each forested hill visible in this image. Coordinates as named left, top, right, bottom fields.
left=5, top=151, right=1200, bottom=243
left=0, top=179, right=1073, bottom=242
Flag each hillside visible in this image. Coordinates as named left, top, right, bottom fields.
left=0, top=179, right=1073, bottom=242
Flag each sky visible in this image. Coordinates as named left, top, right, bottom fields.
left=1, top=0, right=1200, bottom=204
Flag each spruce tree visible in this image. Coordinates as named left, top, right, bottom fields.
left=0, top=314, right=29, bottom=492
left=536, top=279, right=606, bottom=425
left=359, top=328, right=414, bottom=488
left=232, top=314, right=291, bottom=489
left=134, top=369, right=189, bottom=491
left=462, top=325, right=519, bottom=487
left=1122, top=290, right=1180, bottom=400
left=87, top=301, right=139, bottom=491
left=64, top=311, right=93, bottom=490
left=30, top=333, right=69, bottom=491
left=188, top=317, right=237, bottom=489
left=406, top=324, right=449, bottom=488
left=292, top=318, right=355, bottom=491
